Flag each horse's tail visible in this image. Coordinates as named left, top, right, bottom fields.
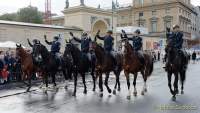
left=149, top=57, right=154, bottom=76
left=144, top=53, right=154, bottom=77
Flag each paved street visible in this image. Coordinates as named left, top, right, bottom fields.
left=0, top=61, right=199, bottom=113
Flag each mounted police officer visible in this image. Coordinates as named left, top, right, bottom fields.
left=166, top=25, right=184, bottom=50
left=69, top=31, right=93, bottom=61
left=44, top=35, right=61, bottom=65
left=121, top=29, right=145, bottom=65
left=27, top=39, right=40, bottom=48
left=95, top=30, right=118, bottom=67
left=96, top=30, right=114, bottom=54
left=27, top=38, right=42, bottom=65
left=165, top=25, right=187, bottom=69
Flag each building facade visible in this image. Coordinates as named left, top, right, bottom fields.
left=0, top=20, right=82, bottom=51
left=63, top=5, right=117, bottom=37
left=133, top=0, right=195, bottom=38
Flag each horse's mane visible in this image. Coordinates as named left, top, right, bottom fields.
left=125, top=41, right=134, bottom=53
left=96, top=44, right=105, bottom=53
left=38, top=44, right=50, bottom=60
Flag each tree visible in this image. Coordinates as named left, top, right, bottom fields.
left=17, top=6, right=43, bottom=24
left=0, top=13, right=17, bottom=21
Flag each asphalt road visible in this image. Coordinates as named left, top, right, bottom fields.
left=0, top=61, right=199, bottom=113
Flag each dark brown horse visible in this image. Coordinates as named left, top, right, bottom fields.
left=165, top=43, right=189, bottom=101
left=91, top=41, right=123, bottom=97
left=16, top=44, right=35, bottom=92
left=121, top=40, right=153, bottom=99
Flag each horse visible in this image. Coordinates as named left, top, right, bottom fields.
left=91, top=41, right=123, bottom=97
left=31, top=43, right=63, bottom=90
left=121, top=40, right=154, bottom=99
left=165, top=43, right=189, bottom=101
left=65, top=41, right=96, bottom=96
left=16, top=44, right=35, bottom=92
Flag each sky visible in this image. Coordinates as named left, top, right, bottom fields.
left=0, top=0, right=199, bottom=15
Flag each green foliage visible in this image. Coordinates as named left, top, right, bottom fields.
left=0, top=6, right=43, bottom=24
left=17, top=6, right=43, bottom=24
left=0, top=13, right=17, bottom=21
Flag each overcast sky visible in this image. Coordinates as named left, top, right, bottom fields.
left=0, top=0, right=199, bottom=15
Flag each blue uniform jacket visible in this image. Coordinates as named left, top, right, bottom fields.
left=73, top=37, right=91, bottom=53
left=45, top=40, right=61, bottom=53
left=97, top=35, right=114, bottom=52
left=167, top=31, right=183, bottom=49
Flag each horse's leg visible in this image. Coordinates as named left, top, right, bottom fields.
left=99, top=73, right=103, bottom=97
left=62, top=69, right=68, bottom=89
left=26, top=72, right=32, bottom=92
left=174, top=72, right=179, bottom=95
left=171, top=72, right=178, bottom=101
left=104, top=72, right=112, bottom=94
left=113, top=71, right=120, bottom=95
left=52, top=72, right=57, bottom=88
left=125, top=71, right=131, bottom=100
left=180, top=70, right=186, bottom=94
left=91, top=67, right=96, bottom=92
left=133, top=73, right=138, bottom=97
left=141, top=71, right=147, bottom=95
left=81, top=73, right=87, bottom=94
left=72, top=72, right=78, bottom=96
left=167, top=72, right=173, bottom=95
left=117, top=70, right=121, bottom=92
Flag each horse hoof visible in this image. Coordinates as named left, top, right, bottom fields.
left=144, top=88, right=147, bottom=92
left=108, top=89, right=112, bottom=94
left=99, top=93, right=103, bottom=98
left=141, top=91, right=145, bottom=96
left=118, top=88, right=121, bottom=92
left=176, top=90, right=179, bottom=94
left=127, top=95, right=131, bottom=100
left=72, top=93, right=76, bottom=97
left=83, top=90, right=87, bottom=94
left=172, top=96, right=176, bottom=101
left=181, top=91, right=184, bottom=94
left=133, top=92, right=137, bottom=97
left=26, top=88, right=30, bottom=92
left=113, top=90, right=116, bottom=95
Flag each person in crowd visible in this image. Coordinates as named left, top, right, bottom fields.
left=192, top=51, right=197, bottom=64
left=1, top=65, right=9, bottom=84
left=157, top=51, right=160, bottom=61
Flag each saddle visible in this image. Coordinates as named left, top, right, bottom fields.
left=134, top=51, right=145, bottom=65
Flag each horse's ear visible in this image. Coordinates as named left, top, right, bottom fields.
left=16, top=44, right=20, bottom=47
left=20, top=44, right=22, bottom=47
left=65, top=39, right=69, bottom=43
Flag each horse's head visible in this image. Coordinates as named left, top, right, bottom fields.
left=16, top=44, right=25, bottom=58
left=32, top=43, right=45, bottom=63
left=121, top=39, right=133, bottom=54
left=91, top=40, right=104, bottom=56
left=64, top=40, right=73, bottom=57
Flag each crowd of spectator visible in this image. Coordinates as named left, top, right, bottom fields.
left=0, top=49, right=22, bottom=85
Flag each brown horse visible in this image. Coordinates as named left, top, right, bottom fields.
left=16, top=44, right=35, bottom=92
left=91, top=41, right=123, bottom=97
left=121, top=40, right=153, bottom=99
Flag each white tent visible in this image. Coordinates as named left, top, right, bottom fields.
left=116, top=26, right=149, bottom=35
left=0, top=41, right=26, bottom=49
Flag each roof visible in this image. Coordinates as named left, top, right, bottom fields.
left=0, top=20, right=82, bottom=31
